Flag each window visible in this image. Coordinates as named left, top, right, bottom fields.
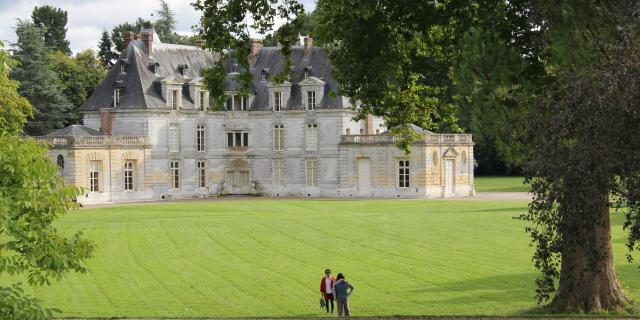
left=306, top=158, right=317, bottom=187
left=56, top=154, right=64, bottom=169
left=239, top=96, right=247, bottom=111
left=168, top=123, right=180, bottom=153
left=360, top=128, right=364, bottom=134
left=124, top=161, right=134, bottom=191
left=307, top=91, right=316, bottom=110
left=196, top=124, right=206, bottom=152
left=274, top=125, right=284, bottom=151
left=170, top=161, right=180, bottom=189
left=274, top=91, right=282, bottom=111
left=273, top=159, right=284, bottom=187
left=120, top=63, right=126, bottom=73
left=197, top=160, right=206, bottom=188
left=346, top=128, right=351, bottom=135
left=398, top=160, right=410, bottom=188
left=306, top=124, right=318, bottom=151
left=171, top=90, right=180, bottom=110
left=113, top=88, right=121, bottom=107
left=199, top=91, right=207, bottom=111
left=153, top=64, right=159, bottom=75
left=89, top=161, right=100, bottom=192
left=226, top=132, right=249, bottom=148
left=227, top=95, right=247, bottom=111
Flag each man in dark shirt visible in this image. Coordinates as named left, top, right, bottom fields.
left=332, top=273, right=354, bottom=317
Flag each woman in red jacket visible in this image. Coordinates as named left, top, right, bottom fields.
left=320, top=268, right=336, bottom=313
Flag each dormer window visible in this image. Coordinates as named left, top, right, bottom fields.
left=149, top=62, right=160, bottom=75
left=226, top=94, right=247, bottom=111
left=178, top=64, right=188, bottom=76
left=120, top=63, right=126, bottom=74
left=304, top=66, right=312, bottom=78
left=113, top=88, right=122, bottom=107
left=274, top=92, right=282, bottom=111
left=261, top=68, right=270, bottom=81
left=306, top=91, right=316, bottom=111
left=171, top=90, right=180, bottom=110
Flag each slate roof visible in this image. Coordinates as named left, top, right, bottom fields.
left=80, top=30, right=350, bottom=112
left=44, top=125, right=102, bottom=137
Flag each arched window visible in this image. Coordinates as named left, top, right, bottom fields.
left=56, top=154, right=64, bottom=169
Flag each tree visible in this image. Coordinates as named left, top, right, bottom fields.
left=11, top=20, right=73, bottom=135
left=31, top=5, right=71, bottom=54
left=0, top=41, right=32, bottom=135
left=98, top=30, right=118, bottom=69
left=111, top=18, right=152, bottom=53
left=48, top=50, right=105, bottom=124
left=155, top=0, right=176, bottom=43
left=0, top=40, right=94, bottom=320
left=263, top=10, right=324, bottom=47
left=455, top=0, right=640, bottom=312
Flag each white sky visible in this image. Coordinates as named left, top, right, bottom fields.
left=0, top=0, right=317, bottom=53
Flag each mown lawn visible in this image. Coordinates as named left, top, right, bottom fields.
left=475, top=176, right=529, bottom=192
left=15, top=199, right=639, bottom=318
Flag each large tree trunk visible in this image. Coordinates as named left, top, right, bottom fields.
left=549, top=197, right=630, bottom=313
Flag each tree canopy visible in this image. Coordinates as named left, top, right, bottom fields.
left=98, top=31, right=118, bottom=69
left=31, top=5, right=71, bottom=54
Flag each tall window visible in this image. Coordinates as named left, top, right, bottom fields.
left=226, top=132, right=249, bottom=148
left=120, top=63, right=126, bottom=73
left=197, top=160, right=206, bottom=188
left=196, top=124, right=206, bottom=152
left=398, top=160, right=410, bottom=188
left=274, top=92, right=282, bottom=111
left=171, top=90, right=179, bottom=110
left=307, top=91, right=316, bottom=110
left=273, top=159, right=284, bottom=187
left=239, top=96, right=247, bottom=111
left=124, top=161, right=134, bottom=191
left=306, top=124, right=318, bottom=151
left=170, top=161, right=180, bottom=189
left=168, top=123, right=180, bottom=153
left=273, top=125, right=284, bottom=151
left=89, top=161, right=100, bottom=192
left=113, top=88, right=121, bottom=107
left=199, top=91, right=207, bottom=111
left=306, top=158, right=317, bottom=187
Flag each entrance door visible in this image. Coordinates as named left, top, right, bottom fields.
left=357, top=158, right=371, bottom=194
left=227, top=170, right=251, bottom=194
left=445, top=159, right=455, bottom=195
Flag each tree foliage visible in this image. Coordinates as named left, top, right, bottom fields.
left=193, top=0, right=305, bottom=108
left=98, top=31, right=118, bottom=69
left=11, top=21, right=73, bottom=136
left=111, top=19, right=152, bottom=53
left=31, top=5, right=71, bottom=54
left=0, top=41, right=33, bottom=135
left=456, top=0, right=640, bottom=312
left=155, top=0, right=177, bottom=43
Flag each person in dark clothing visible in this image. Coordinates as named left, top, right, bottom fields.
left=332, top=273, right=354, bottom=317
left=319, top=268, right=336, bottom=313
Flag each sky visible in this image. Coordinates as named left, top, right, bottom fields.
left=0, top=0, right=317, bottom=53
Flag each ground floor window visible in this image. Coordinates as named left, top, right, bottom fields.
left=398, top=159, right=410, bottom=188
left=273, top=159, right=284, bottom=187
left=89, top=161, right=100, bottom=192
left=170, top=161, right=180, bottom=189
left=305, top=158, right=317, bottom=187
left=124, top=161, right=135, bottom=191
left=197, top=160, right=206, bottom=188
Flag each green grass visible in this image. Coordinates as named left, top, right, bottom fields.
left=475, top=176, right=530, bottom=192
left=15, top=199, right=639, bottom=318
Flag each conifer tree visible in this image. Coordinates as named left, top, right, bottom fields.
left=31, top=5, right=71, bottom=54
left=98, top=30, right=117, bottom=69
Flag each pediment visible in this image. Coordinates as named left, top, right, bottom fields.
left=267, top=80, right=292, bottom=88
left=160, top=74, right=186, bottom=84
left=443, top=146, right=460, bottom=158
left=299, top=76, right=325, bottom=86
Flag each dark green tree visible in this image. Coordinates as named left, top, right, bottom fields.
left=0, top=40, right=94, bottom=320
left=155, top=0, right=176, bottom=43
left=455, top=0, right=640, bottom=312
left=111, top=18, right=152, bottom=53
left=263, top=10, right=324, bottom=47
left=98, top=30, right=118, bottom=69
left=31, top=5, right=71, bottom=54
left=11, top=20, right=73, bottom=135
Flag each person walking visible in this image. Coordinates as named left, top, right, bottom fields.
left=333, top=273, right=354, bottom=317
left=319, top=268, right=336, bottom=314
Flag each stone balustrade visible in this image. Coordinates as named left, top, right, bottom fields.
left=340, top=133, right=472, bottom=144
left=35, top=135, right=149, bottom=147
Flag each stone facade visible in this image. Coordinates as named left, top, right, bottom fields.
left=36, top=30, right=475, bottom=204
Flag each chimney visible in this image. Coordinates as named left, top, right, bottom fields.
left=141, top=30, right=153, bottom=56
left=248, top=38, right=263, bottom=66
left=304, top=37, right=313, bottom=58
left=123, top=31, right=135, bottom=49
left=100, top=110, right=113, bottom=135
